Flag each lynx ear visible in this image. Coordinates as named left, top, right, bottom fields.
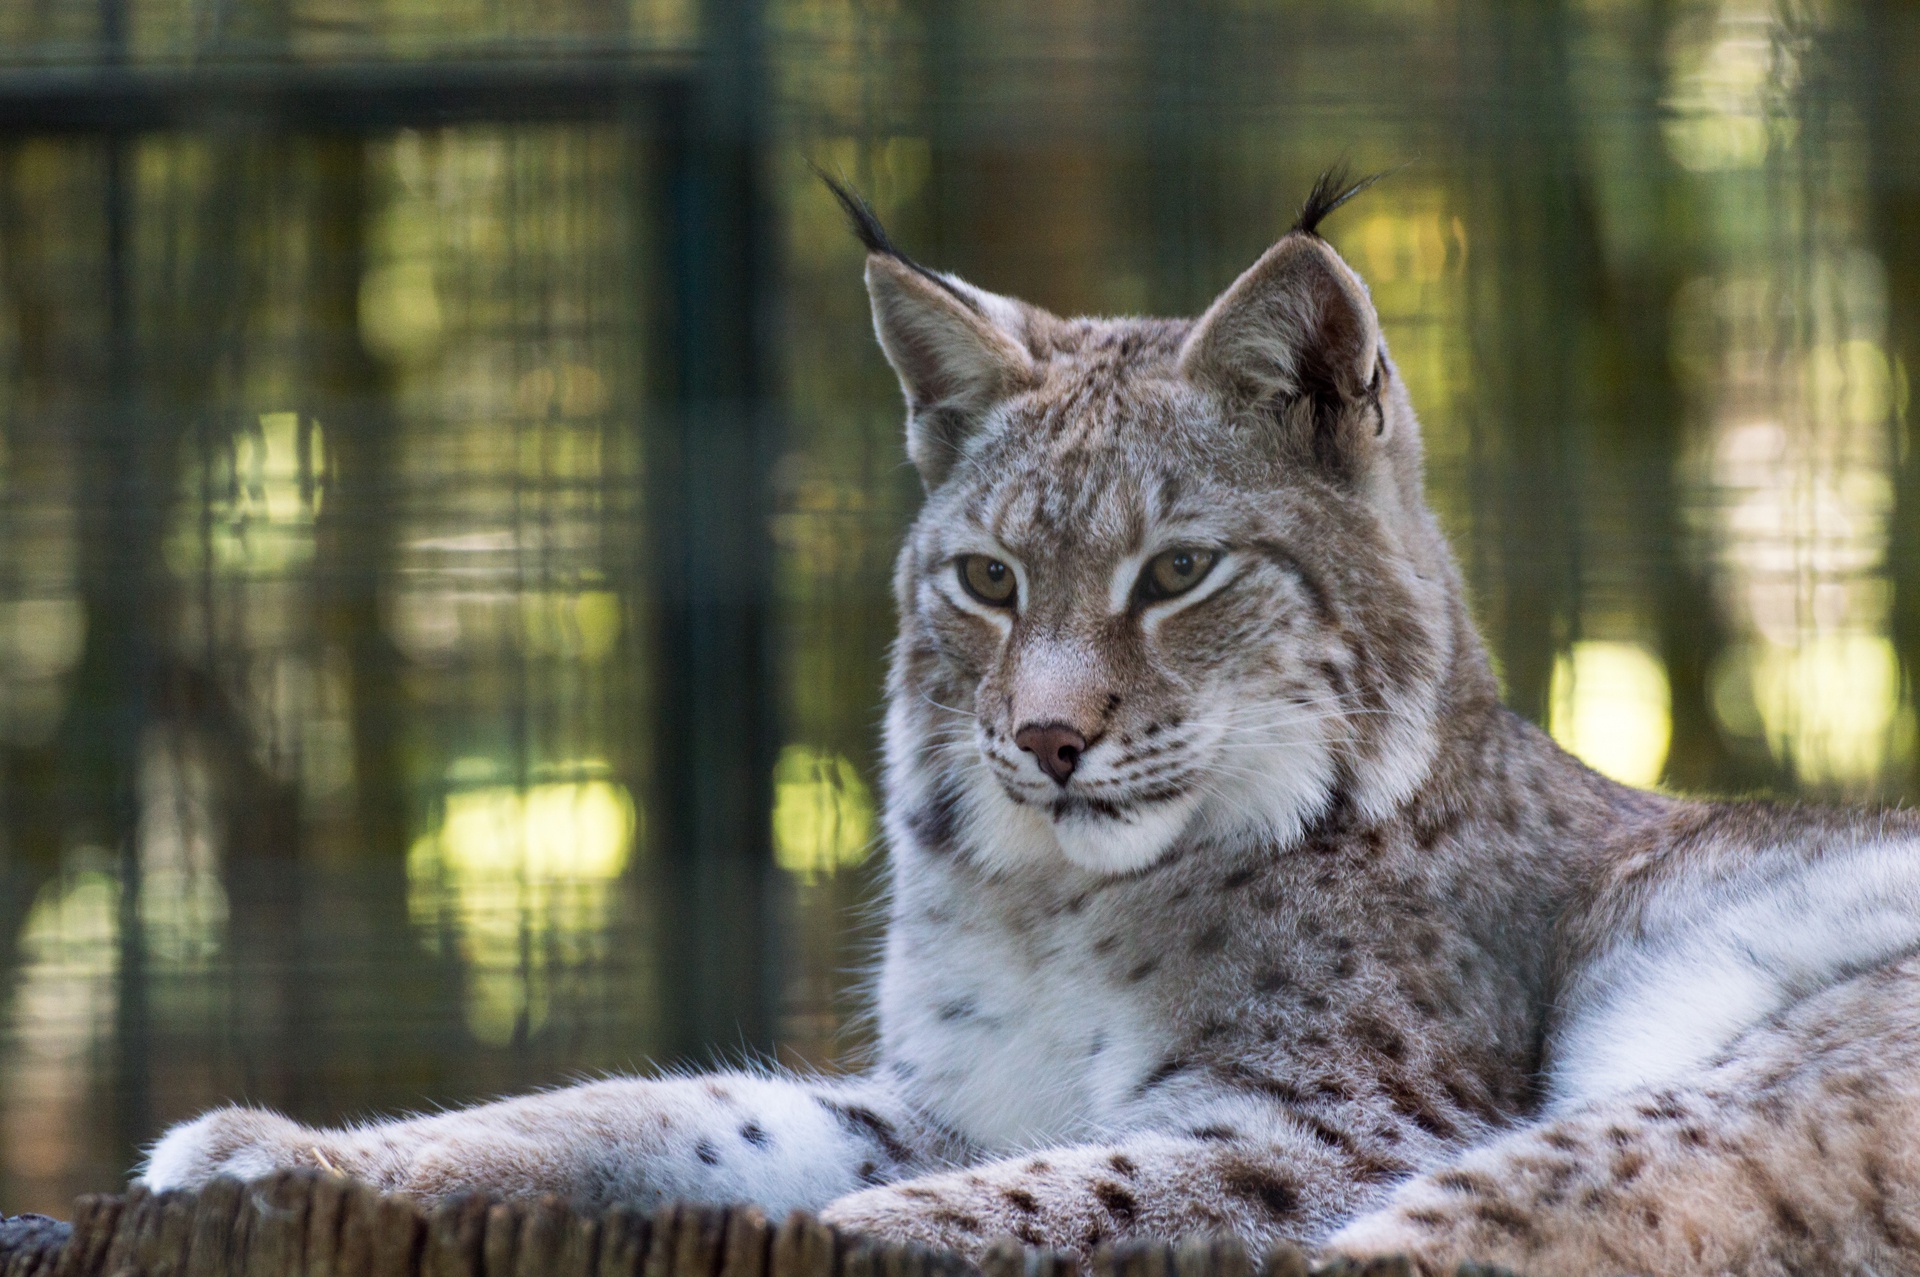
left=865, top=255, right=1038, bottom=486
left=1178, top=233, right=1383, bottom=461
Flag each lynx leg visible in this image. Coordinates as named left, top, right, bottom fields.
left=1328, top=955, right=1920, bottom=1276
left=822, top=1125, right=1398, bottom=1259
left=143, top=1069, right=948, bottom=1214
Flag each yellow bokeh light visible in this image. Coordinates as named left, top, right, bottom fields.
left=1740, top=636, right=1907, bottom=788
left=359, top=259, right=444, bottom=362
left=407, top=774, right=637, bottom=1044
left=1, top=865, right=120, bottom=1188
left=518, top=589, right=623, bottom=662
left=771, top=745, right=874, bottom=881
left=165, top=411, right=327, bottom=580
left=427, top=779, right=634, bottom=881
left=1550, top=641, right=1673, bottom=787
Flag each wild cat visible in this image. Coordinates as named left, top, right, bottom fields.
left=144, top=171, right=1920, bottom=1276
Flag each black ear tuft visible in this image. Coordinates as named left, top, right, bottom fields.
left=812, top=164, right=984, bottom=316
left=813, top=163, right=903, bottom=257
left=1292, top=164, right=1385, bottom=239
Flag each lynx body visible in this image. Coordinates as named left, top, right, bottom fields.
left=144, top=177, right=1920, bottom=1276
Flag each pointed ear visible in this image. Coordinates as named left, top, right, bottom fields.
left=865, top=254, right=1038, bottom=487
left=1178, top=234, right=1384, bottom=464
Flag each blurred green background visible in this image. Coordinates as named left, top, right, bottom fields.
left=0, top=0, right=1917, bottom=1217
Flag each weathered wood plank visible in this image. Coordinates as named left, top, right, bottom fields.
left=99, top=1182, right=152, bottom=1277
left=596, top=1208, right=650, bottom=1277
left=483, top=1204, right=521, bottom=1277
left=642, top=1207, right=680, bottom=1277
left=0, top=1181, right=1524, bottom=1277
left=554, top=1210, right=599, bottom=1277
left=299, top=1175, right=346, bottom=1277
left=55, top=1194, right=121, bottom=1277
left=424, top=1195, right=488, bottom=1277
left=675, top=1207, right=728, bottom=1277
left=331, top=1182, right=381, bottom=1277
left=717, top=1208, right=766, bottom=1277
left=840, top=1239, right=878, bottom=1277
left=769, top=1211, right=836, bottom=1277
left=245, top=1174, right=315, bottom=1277
left=369, top=1190, right=425, bottom=1277
left=181, top=1182, right=247, bottom=1277
left=514, top=1198, right=568, bottom=1277
left=877, top=1237, right=923, bottom=1277
left=1256, top=1244, right=1307, bottom=1277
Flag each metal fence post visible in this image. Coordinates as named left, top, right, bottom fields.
left=642, top=0, right=779, bottom=1063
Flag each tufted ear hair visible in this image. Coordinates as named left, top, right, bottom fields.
left=817, top=170, right=1039, bottom=487
left=864, top=255, right=1039, bottom=487
left=1179, top=231, right=1382, bottom=416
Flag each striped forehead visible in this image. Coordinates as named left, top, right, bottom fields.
left=1022, top=357, right=1186, bottom=450
left=975, top=462, right=1136, bottom=553
left=960, top=448, right=1188, bottom=559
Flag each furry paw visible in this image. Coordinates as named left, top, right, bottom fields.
left=142, top=1107, right=347, bottom=1191
left=822, top=1180, right=1018, bottom=1258
left=1321, top=1209, right=1507, bottom=1277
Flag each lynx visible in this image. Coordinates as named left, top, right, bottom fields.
left=144, top=172, right=1920, bottom=1276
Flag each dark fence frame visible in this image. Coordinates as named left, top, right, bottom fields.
left=0, top=2, right=783, bottom=1078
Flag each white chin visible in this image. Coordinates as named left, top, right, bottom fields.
left=1051, top=792, right=1201, bottom=875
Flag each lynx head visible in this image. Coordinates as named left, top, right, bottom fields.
left=845, top=173, right=1480, bottom=879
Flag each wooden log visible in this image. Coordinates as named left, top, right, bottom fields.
left=718, top=1208, right=766, bottom=1277
left=368, top=1190, right=425, bottom=1277
left=0, top=1237, right=36, bottom=1277
left=0, top=1219, right=65, bottom=1277
left=642, top=1206, right=681, bottom=1277
left=330, top=1181, right=382, bottom=1277
left=146, top=1193, right=195, bottom=1277
left=1254, top=1245, right=1306, bottom=1277
left=513, top=1198, right=568, bottom=1277
left=877, top=1239, right=923, bottom=1277
left=483, top=1204, right=521, bottom=1277
left=54, top=1194, right=121, bottom=1277
left=1309, top=1259, right=1411, bottom=1277
left=245, top=1174, right=315, bottom=1277
left=224, top=1185, right=257, bottom=1277
left=675, top=1207, right=729, bottom=1277
left=1170, top=1236, right=1212, bottom=1277
left=594, top=1209, right=649, bottom=1277
left=839, top=1238, right=876, bottom=1277
left=1112, top=1239, right=1170, bottom=1277
left=183, top=1180, right=245, bottom=1277
left=768, top=1211, right=835, bottom=1277
left=423, top=1195, right=488, bottom=1277
left=299, top=1176, right=347, bottom=1277
left=554, top=1210, right=599, bottom=1277
left=99, top=1182, right=153, bottom=1277
left=975, top=1238, right=1021, bottom=1277
left=1199, top=1239, right=1248, bottom=1277
left=0, top=1180, right=1524, bottom=1277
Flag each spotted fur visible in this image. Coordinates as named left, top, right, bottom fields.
left=144, top=177, right=1920, bottom=1276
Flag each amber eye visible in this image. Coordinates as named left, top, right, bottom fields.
left=1140, top=548, right=1218, bottom=601
left=958, top=556, right=1017, bottom=607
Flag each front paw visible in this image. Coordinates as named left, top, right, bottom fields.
left=1322, top=1212, right=1501, bottom=1277
left=142, top=1106, right=342, bottom=1191
left=822, top=1182, right=1007, bottom=1258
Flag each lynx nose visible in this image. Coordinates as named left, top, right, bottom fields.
left=1015, top=722, right=1087, bottom=786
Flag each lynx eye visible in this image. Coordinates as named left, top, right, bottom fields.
left=958, top=555, right=1017, bottom=607
left=1139, top=547, right=1218, bottom=602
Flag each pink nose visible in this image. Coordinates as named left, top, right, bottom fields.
left=1014, top=722, right=1087, bottom=786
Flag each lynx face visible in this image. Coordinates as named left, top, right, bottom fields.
left=868, top=215, right=1466, bottom=878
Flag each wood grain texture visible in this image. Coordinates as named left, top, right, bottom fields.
left=0, top=1183, right=1509, bottom=1277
